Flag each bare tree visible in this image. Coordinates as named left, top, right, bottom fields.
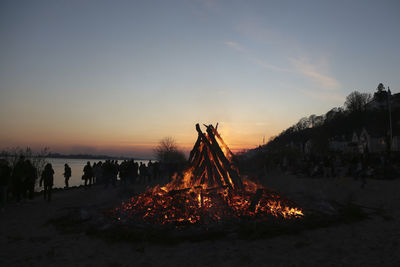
left=344, top=91, right=372, bottom=113
left=0, top=146, right=49, bottom=183
left=154, top=137, right=186, bottom=164
left=295, top=117, right=311, bottom=131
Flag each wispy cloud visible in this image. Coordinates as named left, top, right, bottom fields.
left=289, top=57, right=340, bottom=90
left=251, top=58, right=290, bottom=72
left=234, top=19, right=341, bottom=90
left=224, top=40, right=288, bottom=72
left=224, top=41, right=247, bottom=52
left=224, top=40, right=340, bottom=91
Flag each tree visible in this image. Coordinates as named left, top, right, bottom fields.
left=294, top=117, right=311, bottom=131
left=154, top=137, right=186, bottom=164
left=325, top=107, right=343, bottom=122
left=344, top=91, right=372, bottom=113
left=0, top=146, right=49, bottom=183
left=377, top=83, right=385, bottom=92
left=308, top=114, right=317, bottom=128
left=374, top=83, right=388, bottom=103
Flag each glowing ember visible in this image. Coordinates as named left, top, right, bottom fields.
left=107, top=124, right=303, bottom=226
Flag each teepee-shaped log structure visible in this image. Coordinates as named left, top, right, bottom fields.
left=187, top=123, right=243, bottom=190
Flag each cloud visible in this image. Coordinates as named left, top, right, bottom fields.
left=224, top=40, right=340, bottom=91
left=233, top=19, right=340, bottom=90
left=251, top=58, right=290, bottom=72
left=289, top=57, right=340, bottom=90
left=224, top=41, right=247, bottom=53
left=236, top=19, right=302, bottom=52
left=224, top=41, right=289, bottom=72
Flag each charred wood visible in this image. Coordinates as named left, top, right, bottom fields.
left=205, top=125, right=243, bottom=190
left=195, top=123, right=234, bottom=190
left=249, top=189, right=264, bottom=212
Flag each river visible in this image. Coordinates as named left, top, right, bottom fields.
left=46, top=158, right=150, bottom=189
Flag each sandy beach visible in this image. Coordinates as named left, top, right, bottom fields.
left=1, top=174, right=400, bottom=267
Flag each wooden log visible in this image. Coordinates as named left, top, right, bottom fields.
left=202, top=145, right=216, bottom=187
left=195, top=124, right=233, bottom=190
left=191, top=144, right=204, bottom=170
left=194, top=159, right=206, bottom=183
left=211, top=163, right=224, bottom=187
left=199, top=170, right=207, bottom=186
left=189, top=135, right=201, bottom=163
left=249, top=189, right=264, bottom=212
left=168, top=187, right=191, bottom=196
left=205, top=125, right=243, bottom=190
left=210, top=125, right=235, bottom=160
left=205, top=185, right=228, bottom=192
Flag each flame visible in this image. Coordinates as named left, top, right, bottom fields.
left=107, top=124, right=303, bottom=226
left=108, top=175, right=303, bottom=226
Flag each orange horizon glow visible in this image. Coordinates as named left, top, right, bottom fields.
left=0, top=122, right=277, bottom=158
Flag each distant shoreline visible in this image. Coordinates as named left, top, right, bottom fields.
left=46, top=153, right=155, bottom=161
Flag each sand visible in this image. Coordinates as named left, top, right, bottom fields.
left=1, top=174, right=400, bottom=267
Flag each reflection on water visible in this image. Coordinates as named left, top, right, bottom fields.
left=42, top=158, right=150, bottom=190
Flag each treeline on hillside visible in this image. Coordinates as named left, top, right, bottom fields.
left=265, top=83, right=398, bottom=154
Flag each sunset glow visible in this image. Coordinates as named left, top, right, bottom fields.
left=1, top=0, right=399, bottom=158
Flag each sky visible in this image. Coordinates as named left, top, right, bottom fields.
left=1, top=0, right=400, bottom=158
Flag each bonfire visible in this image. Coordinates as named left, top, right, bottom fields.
left=108, top=124, right=303, bottom=226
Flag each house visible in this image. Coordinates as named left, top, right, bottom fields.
left=327, top=128, right=397, bottom=153
left=328, top=135, right=351, bottom=153
left=358, top=128, right=387, bottom=153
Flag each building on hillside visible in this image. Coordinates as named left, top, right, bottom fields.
left=326, top=127, right=399, bottom=154
left=358, top=128, right=387, bottom=153
left=328, top=135, right=352, bottom=153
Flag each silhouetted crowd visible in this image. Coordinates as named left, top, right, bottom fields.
left=78, top=160, right=167, bottom=189
left=0, top=156, right=55, bottom=208
left=0, top=155, right=178, bottom=210
left=274, top=152, right=400, bottom=183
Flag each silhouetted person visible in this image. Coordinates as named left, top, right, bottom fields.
left=83, top=161, right=93, bottom=188
left=12, top=156, right=26, bottom=202
left=139, top=162, right=147, bottom=184
left=112, top=160, right=119, bottom=187
left=24, top=159, right=37, bottom=200
left=127, top=160, right=138, bottom=184
left=40, top=163, right=54, bottom=202
left=93, top=161, right=103, bottom=184
left=153, top=161, right=160, bottom=180
left=132, top=161, right=139, bottom=184
left=0, top=159, right=11, bottom=210
left=63, top=163, right=71, bottom=188
left=119, top=160, right=128, bottom=186
left=103, top=160, right=112, bottom=188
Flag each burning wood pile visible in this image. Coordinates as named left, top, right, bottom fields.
left=107, top=124, right=303, bottom=226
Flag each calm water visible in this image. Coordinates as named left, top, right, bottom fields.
left=45, top=158, right=150, bottom=189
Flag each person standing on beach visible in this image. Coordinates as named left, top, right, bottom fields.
left=24, top=159, right=37, bottom=200
left=93, top=161, right=103, bottom=184
left=40, top=163, right=54, bottom=202
left=83, top=161, right=93, bottom=189
left=103, top=160, right=112, bottom=188
left=12, top=156, right=26, bottom=202
left=63, top=163, right=71, bottom=188
left=0, top=159, right=12, bottom=210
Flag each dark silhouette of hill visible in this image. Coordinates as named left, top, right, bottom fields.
left=263, top=84, right=400, bottom=154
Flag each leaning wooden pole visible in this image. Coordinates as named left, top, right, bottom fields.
left=195, top=123, right=234, bottom=190
left=205, top=125, right=243, bottom=190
